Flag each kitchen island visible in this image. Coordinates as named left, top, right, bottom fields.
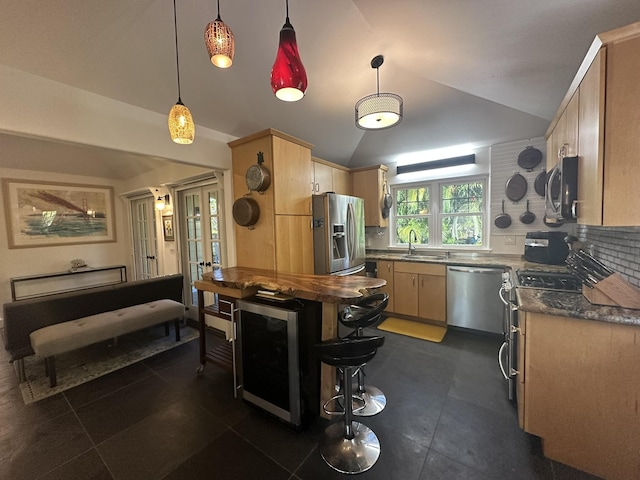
left=194, top=267, right=386, bottom=419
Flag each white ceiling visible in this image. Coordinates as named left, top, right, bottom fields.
left=1, top=0, right=639, bottom=179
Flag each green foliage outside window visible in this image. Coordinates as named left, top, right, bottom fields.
left=441, top=182, right=483, bottom=246
left=393, top=179, right=485, bottom=247
left=395, top=187, right=430, bottom=244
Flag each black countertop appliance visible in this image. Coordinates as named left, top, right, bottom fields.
left=524, top=231, right=570, bottom=265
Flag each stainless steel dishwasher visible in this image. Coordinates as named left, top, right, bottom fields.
left=446, top=266, right=505, bottom=334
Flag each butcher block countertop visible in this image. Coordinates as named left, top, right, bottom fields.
left=199, top=267, right=386, bottom=303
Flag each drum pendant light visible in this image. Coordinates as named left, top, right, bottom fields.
left=270, top=0, right=307, bottom=102
left=355, top=55, right=403, bottom=130
left=168, top=0, right=195, bottom=144
left=204, top=0, right=235, bottom=68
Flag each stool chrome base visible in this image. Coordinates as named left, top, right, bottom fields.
left=320, top=421, right=381, bottom=474
left=353, top=385, right=386, bottom=417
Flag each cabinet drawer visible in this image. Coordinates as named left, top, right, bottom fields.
left=393, top=261, right=446, bottom=276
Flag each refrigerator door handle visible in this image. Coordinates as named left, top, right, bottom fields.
left=346, top=202, right=355, bottom=261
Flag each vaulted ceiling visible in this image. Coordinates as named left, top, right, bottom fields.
left=1, top=0, right=639, bottom=179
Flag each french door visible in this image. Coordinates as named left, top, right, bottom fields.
left=130, top=196, right=158, bottom=280
left=179, top=183, right=226, bottom=323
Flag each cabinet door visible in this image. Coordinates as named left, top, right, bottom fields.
left=602, top=35, right=640, bottom=226
left=332, top=168, right=351, bottom=196
left=564, top=92, right=579, bottom=157
left=274, top=215, right=314, bottom=274
left=418, top=274, right=446, bottom=325
left=376, top=260, right=394, bottom=313
left=393, top=272, right=418, bottom=316
left=312, top=161, right=333, bottom=194
left=273, top=136, right=312, bottom=215
left=577, top=49, right=606, bottom=225
left=523, top=312, right=640, bottom=479
left=352, top=167, right=387, bottom=227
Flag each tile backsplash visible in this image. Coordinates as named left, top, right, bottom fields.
left=577, top=225, right=640, bottom=287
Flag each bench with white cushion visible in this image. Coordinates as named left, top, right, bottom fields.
left=29, top=299, right=185, bottom=387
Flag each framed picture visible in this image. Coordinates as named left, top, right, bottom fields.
left=162, top=215, right=175, bottom=241
left=2, top=178, right=117, bottom=249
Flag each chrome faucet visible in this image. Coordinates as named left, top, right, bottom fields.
left=408, top=229, right=418, bottom=255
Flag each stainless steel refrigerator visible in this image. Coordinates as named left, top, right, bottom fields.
left=312, top=193, right=366, bottom=275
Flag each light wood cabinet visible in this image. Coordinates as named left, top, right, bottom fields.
left=519, top=311, right=640, bottom=479
left=547, top=24, right=640, bottom=226
left=275, top=215, right=313, bottom=274
left=332, top=168, right=351, bottom=196
left=229, top=128, right=314, bottom=273
left=312, top=157, right=351, bottom=196
left=547, top=92, right=578, bottom=169
left=376, top=260, right=394, bottom=313
left=312, top=160, right=333, bottom=194
left=393, top=261, right=446, bottom=324
left=577, top=49, right=605, bottom=226
left=351, top=165, right=388, bottom=227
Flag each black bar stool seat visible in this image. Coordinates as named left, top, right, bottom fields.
left=315, top=336, right=384, bottom=474
left=340, top=293, right=388, bottom=416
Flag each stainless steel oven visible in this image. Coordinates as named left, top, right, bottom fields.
left=498, top=272, right=518, bottom=401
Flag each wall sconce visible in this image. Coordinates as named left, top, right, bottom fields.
left=155, top=192, right=170, bottom=210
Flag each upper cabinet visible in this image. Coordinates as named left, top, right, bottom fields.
left=547, top=92, right=579, bottom=169
left=351, top=165, right=389, bottom=227
left=311, top=157, right=351, bottom=196
left=546, top=23, right=640, bottom=226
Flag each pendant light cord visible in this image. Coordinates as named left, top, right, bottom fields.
left=216, top=0, right=221, bottom=21
left=285, top=0, right=290, bottom=23
left=173, top=0, right=182, bottom=102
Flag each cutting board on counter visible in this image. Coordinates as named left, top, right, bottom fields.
left=582, top=273, right=640, bottom=310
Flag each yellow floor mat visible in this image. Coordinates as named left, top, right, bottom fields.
left=377, top=317, right=447, bottom=343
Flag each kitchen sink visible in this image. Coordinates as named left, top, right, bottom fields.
left=402, top=254, right=448, bottom=260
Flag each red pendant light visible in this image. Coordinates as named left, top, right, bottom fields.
left=270, top=0, right=307, bottom=102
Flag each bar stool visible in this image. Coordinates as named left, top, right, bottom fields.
left=315, top=336, right=385, bottom=474
left=340, top=293, right=388, bottom=416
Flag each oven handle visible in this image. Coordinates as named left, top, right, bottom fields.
left=498, top=341, right=509, bottom=380
left=499, top=286, right=509, bottom=306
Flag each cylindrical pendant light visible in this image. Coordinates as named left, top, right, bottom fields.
left=204, top=0, right=235, bottom=68
left=168, top=0, right=195, bottom=144
left=270, top=0, right=307, bottom=102
left=355, top=55, right=403, bottom=130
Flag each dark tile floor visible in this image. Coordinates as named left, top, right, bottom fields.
left=1, top=325, right=602, bottom=480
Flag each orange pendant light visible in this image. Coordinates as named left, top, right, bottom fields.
left=270, top=0, right=307, bottom=102
left=204, top=0, right=235, bottom=68
left=168, top=0, right=195, bottom=144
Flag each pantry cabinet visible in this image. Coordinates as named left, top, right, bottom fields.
left=351, top=165, right=388, bottom=227
left=392, top=261, right=446, bottom=325
left=518, top=311, right=640, bottom=479
left=546, top=24, right=640, bottom=226
left=229, top=129, right=314, bottom=273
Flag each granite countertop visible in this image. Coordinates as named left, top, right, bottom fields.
left=367, top=249, right=640, bottom=326
left=200, top=267, right=386, bottom=304
left=516, top=288, right=640, bottom=327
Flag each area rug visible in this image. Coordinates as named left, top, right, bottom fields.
left=19, top=325, right=199, bottom=405
left=377, top=317, right=447, bottom=343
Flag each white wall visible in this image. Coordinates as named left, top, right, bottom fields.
left=0, top=167, right=129, bottom=305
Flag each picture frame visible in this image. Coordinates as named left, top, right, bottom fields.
left=2, top=178, right=117, bottom=249
left=162, top=215, right=175, bottom=241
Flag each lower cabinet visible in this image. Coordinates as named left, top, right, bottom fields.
left=391, top=261, right=446, bottom=325
left=519, top=311, right=640, bottom=480
left=376, top=260, right=394, bottom=313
